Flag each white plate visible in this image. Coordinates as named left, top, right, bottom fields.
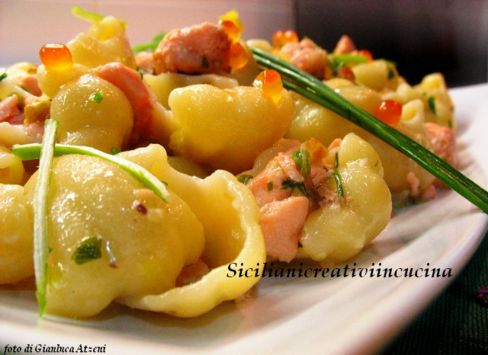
left=1, top=84, right=487, bottom=355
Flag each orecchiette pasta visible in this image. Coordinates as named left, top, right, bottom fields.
left=168, top=84, right=294, bottom=172
left=51, top=74, right=133, bottom=152
left=0, top=184, right=33, bottom=284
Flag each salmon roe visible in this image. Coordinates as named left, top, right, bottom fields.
left=272, top=30, right=299, bottom=49
left=39, top=43, right=73, bottom=71
left=219, top=10, right=243, bottom=41
left=229, top=42, right=249, bottom=70
left=253, top=69, right=283, bottom=104
left=375, top=100, right=402, bottom=126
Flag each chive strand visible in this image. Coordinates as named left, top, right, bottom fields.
left=253, top=48, right=488, bottom=213
left=12, top=143, right=169, bottom=203
left=33, top=119, right=58, bottom=315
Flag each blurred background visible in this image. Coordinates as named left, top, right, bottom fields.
left=1, top=0, right=487, bottom=87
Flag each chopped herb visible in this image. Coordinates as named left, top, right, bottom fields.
left=132, top=32, right=166, bottom=53
left=291, top=147, right=311, bottom=176
left=427, top=96, right=437, bottom=115
left=327, top=53, right=368, bottom=76
left=447, top=119, right=453, bottom=128
left=0, top=72, right=7, bottom=81
left=267, top=181, right=274, bottom=191
left=385, top=60, right=397, bottom=80
left=201, top=55, right=209, bottom=68
left=237, top=174, right=253, bottom=185
left=135, top=66, right=144, bottom=79
left=72, top=237, right=102, bottom=265
left=281, top=178, right=309, bottom=197
left=333, top=152, right=345, bottom=198
left=89, top=91, right=104, bottom=103
left=110, top=147, right=121, bottom=155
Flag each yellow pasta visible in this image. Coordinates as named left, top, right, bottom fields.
left=168, top=84, right=294, bottom=173
left=50, top=74, right=133, bottom=152
left=0, top=184, right=33, bottom=284
left=23, top=153, right=205, bottom=318
left=0, top=147, right=25, bottom=184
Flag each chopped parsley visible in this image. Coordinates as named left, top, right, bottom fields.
left=201, top=55, right=209, bottom=69
left=327, top=53, right=368, bottom=76
left=291, top=147, right=311, bottom=177
left=0, top=72, right=7, bottom=82
left=281, top=178, right=309, bottom=197
left=110, top=147, right=121, bottom=155
left=332, top=152, right=345, bottom=198
left=385, top=60, right=397, bottom=80
left=267, top=181, right=274, bottom=191
left=427, top=96, right=437, bottom=115
left=72, top=237, right=102, bottom=265
left=89, top=91, right=104, bottom=103
left=237, top=174, right=253, bottom=185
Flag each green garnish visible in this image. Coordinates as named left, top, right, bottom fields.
left=237, top=174, right=253, bottom=185
left=385, top=60, right=397, bottom=80
left=332, top=152, right=345, bottom=198
left=89, top=91, right=104, bottom=103
left=0, top=72, right=7, bottom=82
left=71, top=6, right=104, bottom=23
left=12, top=143, right=169, bottom=203
left=252, top=47, right=488, bottom=213
left=110, top=147, right=121, bottom=155
left=32, top=119, right=58, bottom=316
left=72, top=237, right=102, bottom=265
left=291, top=147, right=311, bottom=177
left=132, top=32, right=166, bottom=53
left=267, top=181, right=274, bottom=191
left=428, top=96, right=437, bottom=115
left=281, top=178, right=309, bottom=197
left=327, top=53, right=368, bottom=75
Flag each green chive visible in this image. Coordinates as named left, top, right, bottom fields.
left=72, top=237, right=102, bottom=265
left=281, top=178, right=309, bottom=197
left=291, top=147, right=311, bottom=176
left=71, top=6, right=104, bottom=23
left=333, top=152, right=345, bottom=198
left=110, top=147, right=121, bottom=155
left=237, top=174, right=253, bottom=185
left=33, top=119, right=58, bottom=316
left=0, top=72, right=7, bottom=82
left=12, top=143, right=169, bottom=203
left=252, top=47, right=488, bottom=213
left=89, top=91, right=103, bottom=103
left=132, top=32, right=166, bottom=53
left=428, top=96, right=437, bottom=115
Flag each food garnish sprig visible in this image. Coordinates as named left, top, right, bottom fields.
left=31, top=119, right=57, bottom=315
left=252, top=48, right=488, bottom=213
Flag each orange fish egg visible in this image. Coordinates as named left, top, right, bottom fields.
left=219, top=10, right=243, bottom=41
left=375, top=100, right=402, bottom=126
left=39, top=43, right=73, bottom=71
left=272, top=30, right=299, bottom=49
left=253, top=69, right=283, bottom=104
left=229, top=42, right=249, bottom=70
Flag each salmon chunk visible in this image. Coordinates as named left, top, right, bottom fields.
left=279, top=38, right=327, bottom=79
left=259, top=196, right=309, bottom=262
left=333, top=35, right=356, bottom=54
left=424, top=122, right=457, bottom=166
left=153, top=22, right=232, bottom=75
